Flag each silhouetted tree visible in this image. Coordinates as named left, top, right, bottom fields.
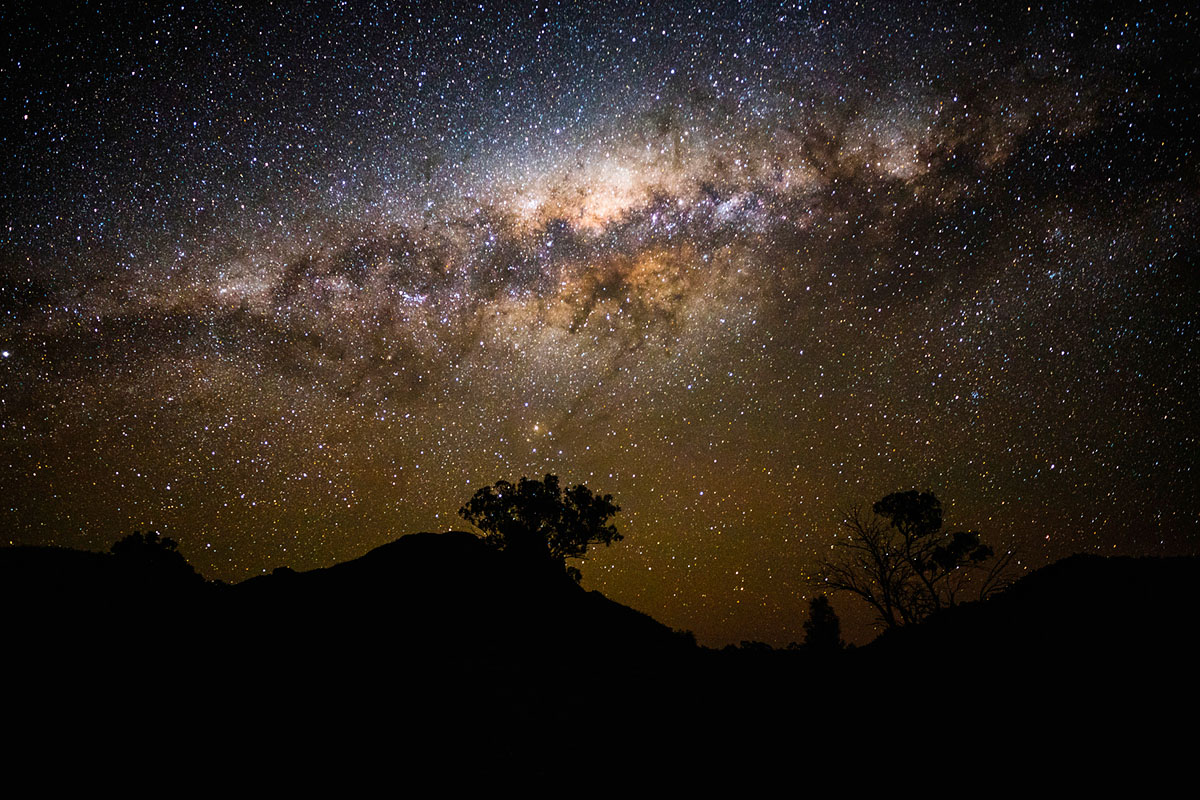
left=110, top=530, right=199, bottom=580
left=459, top=474, right=621, bottom=582
left=802, top=594, right=844, bottom=651
left=815, top=491, right=1013, bottom=630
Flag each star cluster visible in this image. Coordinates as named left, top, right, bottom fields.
left=2, top=1, right=1195, bottom=644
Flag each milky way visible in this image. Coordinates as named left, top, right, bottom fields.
left=2, top=1, right=1196, bottom=644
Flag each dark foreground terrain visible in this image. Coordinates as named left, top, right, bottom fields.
left=3, top=533, right=1196, bottom=784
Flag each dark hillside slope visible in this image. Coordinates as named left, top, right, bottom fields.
left=226, top=530, right=688, bottom=660
left=4, top=540, right=1196, bottom=779
left=866, top=553, right=1197, bottom=657
left=858, top=553, right=1199, bottom=712
left=2, top=532, right=693, bottom=712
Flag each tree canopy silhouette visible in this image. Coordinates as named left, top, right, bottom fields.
left=109, top=530, right=199, bottom=581
left=459, top=474, right=621, bottom=582
left=802, top=594, right=844, bottom=651
left=815, top=491, right=1012, bottom=630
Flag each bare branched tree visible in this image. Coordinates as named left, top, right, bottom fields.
left=815, top=492, right=1016, bottom=630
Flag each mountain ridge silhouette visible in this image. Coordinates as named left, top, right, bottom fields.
left=4, top=533, right=1196, bottom=781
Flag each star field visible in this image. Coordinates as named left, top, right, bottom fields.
left=2, top=0, right=1196, bottom=644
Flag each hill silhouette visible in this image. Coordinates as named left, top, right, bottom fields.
left=3, top=532, right=701, bottom=780
left=866, top=553, right=1197, bottom=661
left=3, top=535, right=1196, bottom=782
left=2, top=531, right=690, bottom=663
left=846, top=553, right=1197, bottom=712
left=228, top=531, right=685, bottom=658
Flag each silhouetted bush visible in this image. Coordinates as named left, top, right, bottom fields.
left=802, top=594, right=844, bottom=651
left=110, top=530, right=200, bottom=582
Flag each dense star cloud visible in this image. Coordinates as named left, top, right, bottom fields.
left=1, top=0, right=1195, bottom=644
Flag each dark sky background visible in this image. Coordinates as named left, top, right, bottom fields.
left=2, top=0, right=1195, bottom=645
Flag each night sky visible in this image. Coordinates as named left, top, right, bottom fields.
left=2, top=0, right=1195, bottom=645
